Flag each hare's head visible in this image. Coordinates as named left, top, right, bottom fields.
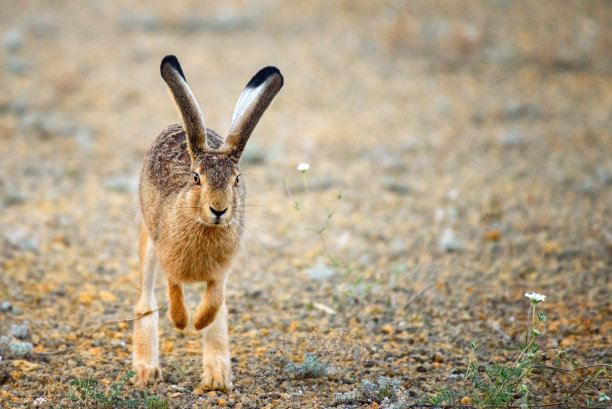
left=160, top=56, right=283, bottom=226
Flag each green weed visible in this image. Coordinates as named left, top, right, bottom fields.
left=420, top=292, right=611, bottom=408
left=286, top=353, right=329, bottom=378
left=66, top=370, right=169, bottom=409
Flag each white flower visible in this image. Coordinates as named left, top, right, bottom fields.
left=599, top=393, right=611, bottom=402
left=33, top=397, right=47, bottom=406
left=525, top=292, right=546, bottom=303
left=297, top=163, right=310, bottom=173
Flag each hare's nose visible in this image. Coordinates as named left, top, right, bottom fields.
left=210, top=207, right=228, bottom=217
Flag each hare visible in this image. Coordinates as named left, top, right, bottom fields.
left=132, top=55, right=283, bottom=390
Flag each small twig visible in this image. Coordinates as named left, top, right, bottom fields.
left=400, top=404, right=596, bottom=408
left=533, top=363, right=612, bottom=372
left=405, top=281, right=437, bottom=305
left=567, top=366, right=607, bottom=400
left=486, top=320, right=511, bottom=341
left=33, top=302, right=168, bottom=356
left=312, top=302, right=337, bottom=315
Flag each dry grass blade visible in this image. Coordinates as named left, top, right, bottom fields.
left=32, top=302, right=168, bottom=357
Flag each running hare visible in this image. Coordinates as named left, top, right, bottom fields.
left=132, top=55, right=283, bottom=390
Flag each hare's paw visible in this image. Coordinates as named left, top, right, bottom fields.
left=168, top=301, right=189, bottom=330
left=133, top=363, right=162, bottom=387
left=193, top=310, right=214, bottom=331
left=198, top=359, right=231, bottom=392
left=194, top=305, right=219, bottom=331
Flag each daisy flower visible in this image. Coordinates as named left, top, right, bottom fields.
left=525, top=292, right=546, bottom=304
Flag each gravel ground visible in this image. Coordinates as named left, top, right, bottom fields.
left=1, top=1, right=611, bottom=408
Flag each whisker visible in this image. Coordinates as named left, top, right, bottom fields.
left=239, top=209, right=283, bottom=222
left=244, top=220, right=274, bottom=236
left=242, top=189, right=275, bottom=199
left=230, top=220, right=271, bottom=263
left=233, top=228, right=250, bottom=273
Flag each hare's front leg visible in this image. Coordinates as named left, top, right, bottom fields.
left=132, top=228, right=162, bottom=386
left=195, top=278, right=231, bottom=391
left=168, top=281, right=188, bottom=330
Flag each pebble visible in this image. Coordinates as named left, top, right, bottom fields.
left=438, top=227, right=463, bottom=252
left=446, top=206, right=458, bottom=220
left=27, top=15, right=56, bottom=36
left=179, top=11, right=255, bottom=32
left=583, top=176, right=594, bottom=193
left=1, top=185, right=29, bottom=207
left=4, top=57, right=31, bottom=75
left=367, top=147, right=406, bottom=170
left=3, top=227, right=39, bottom=252
left=103, top=174, right=138, bottom=193
left=306, top=260, right=334, bottom=280
left=503, top=99, right=539, bottom=119
left=446, top=188, right=459, bottom=201
left=501, top=128, right=524, bottom=147
left=5, top=97, right=28, bottom=116
left=434, top=96, right=451, bottom=115
left=141, top=13, right=162, bottom=31
left=412, top=355, right=426, bottom=363
left=118, top=12, right=161, bottom=31
left=76, top=127, right=94, bottom=152
left=391, top=237, right=404, bottom=252
left=504, top=99, right=522, bottom=118
left=0, top=302, right=11, bottom=311
left=3, top=29, right=23, bottom=53
left=597, top=168, right=612, bottom=185
left=242, top=144, right=267, bottom=165
left=383, top=179, right=410, bottom=195
left=20, top=110, right=76, bottom=137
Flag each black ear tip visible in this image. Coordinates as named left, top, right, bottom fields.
left=246, top=66, right=283, bottom=89
left=161, top=55, right=186, bottom=81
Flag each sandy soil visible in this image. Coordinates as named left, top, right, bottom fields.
left=0, top=1, right=611, bottom=408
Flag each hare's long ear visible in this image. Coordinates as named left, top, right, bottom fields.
left=223, top=66, right=283, bottom=162
left=160, top=55, right=208, bottom=159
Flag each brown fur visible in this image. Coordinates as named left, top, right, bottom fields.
left=167, top=281, right=188, bottom=330
left=139, top=125, right=245, bottom=283
left=131, top=56, right=282, bottom=390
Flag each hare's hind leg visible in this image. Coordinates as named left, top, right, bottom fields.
left=196, top=278, right=231, bottom=391
left=200, top=302, right=231, bottom=391
left=132, top=225, right=162, bottom=386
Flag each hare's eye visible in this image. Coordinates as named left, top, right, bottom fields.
left=234, top=174, right=240, bottom=186
left=193, top=173, right=201, bottom=185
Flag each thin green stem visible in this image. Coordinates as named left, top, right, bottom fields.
left=302, top=173, right=309, bottom=196
left=567, top=367, right=607, bottom=400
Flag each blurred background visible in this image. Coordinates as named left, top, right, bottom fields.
left=0, top=0, right=610, bottom=406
